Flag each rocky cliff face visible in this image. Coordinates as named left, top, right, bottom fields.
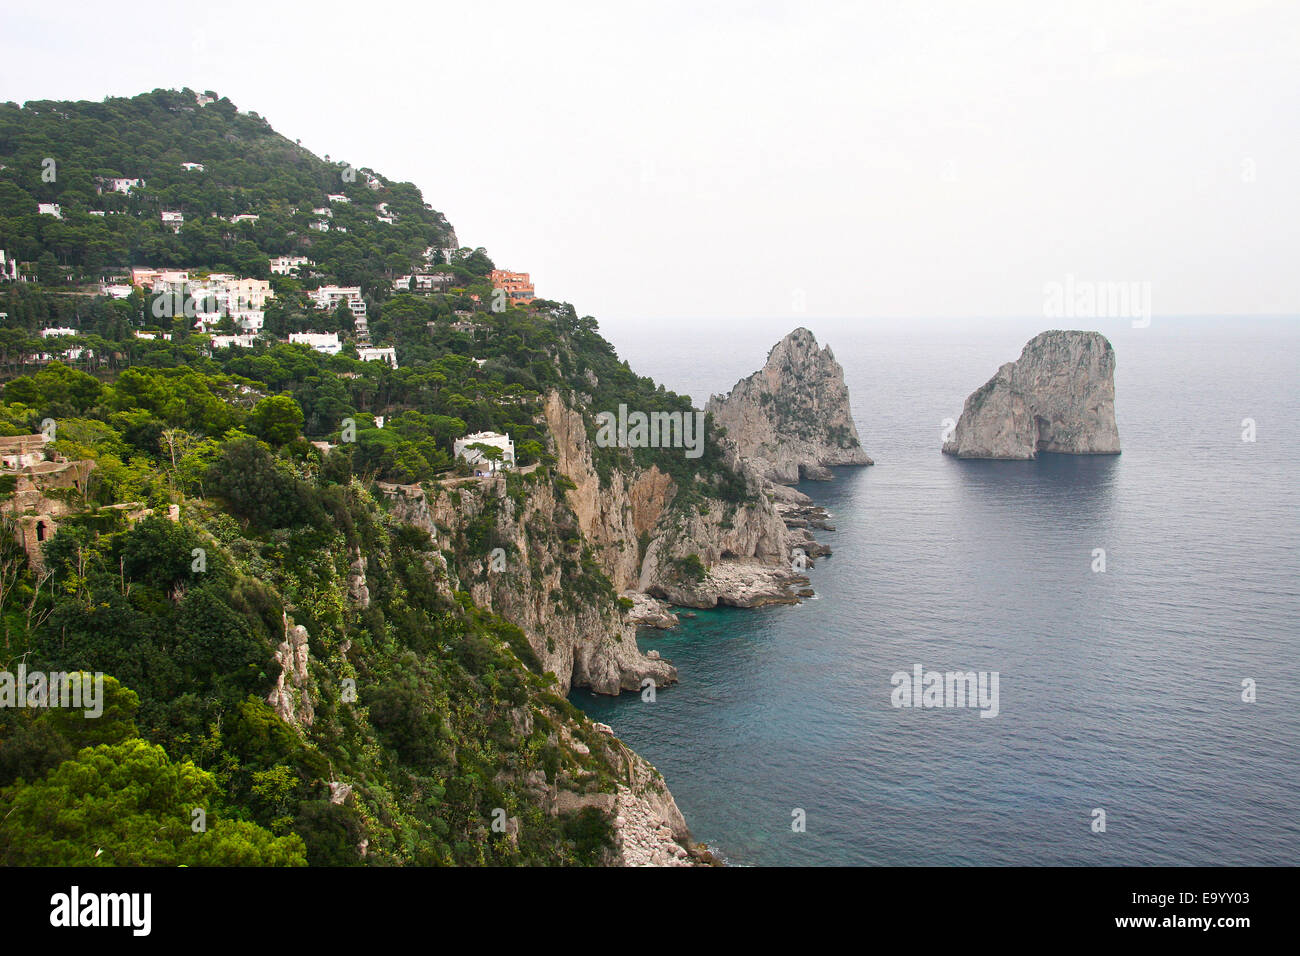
left=942, top=330, right=1121, bottom=459
left=380, top=473, right=675, bottom=697
left=542, top=391, right=804, bottom=608
left=706, top=328, right=872, bottom=483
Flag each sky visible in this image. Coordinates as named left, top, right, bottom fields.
left=2, top=0, right=1297, bottom=330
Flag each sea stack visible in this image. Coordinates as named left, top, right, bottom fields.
left=706, top=327, right=871, bottom=483
left=942, top=330, right=1121, bottom=459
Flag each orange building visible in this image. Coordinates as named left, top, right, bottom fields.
left=489, top=269, right=535, bottom=308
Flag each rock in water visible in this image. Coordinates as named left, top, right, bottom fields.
left=942, top=330, right=1121, bottom=459
left=706, top=327, right=872, bottom=483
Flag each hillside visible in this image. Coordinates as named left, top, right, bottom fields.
left=0, top=85, right=831, bottom=868
left=0, top=87, right=459, bottom=285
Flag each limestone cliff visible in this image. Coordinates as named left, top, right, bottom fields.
left=380, top=473, right=675, bottom=697
left=942, top=330, right=1121, bottom=459
left=706, top=327, right=872, bottom=483
left=542, top=391, right=807, bottom=610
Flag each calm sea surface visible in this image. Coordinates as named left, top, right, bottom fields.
left=572, top=316, right=1299, bottom=865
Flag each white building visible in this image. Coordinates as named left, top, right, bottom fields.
left=38, top=203, right=62, bottom=218
left=209, top=334, right=256, bottom=349
left=290, top=332, right=342, bottom=356
left=161, top=210, right=184, bottom=231
left=454, top=431, right=515, bottom=474
left=377, top=216, right=394, bottom=225
left=134, top=331, right=172, bottom=341
left=310, top=285, right=363, bottom=311
left=181, top=162, right=205, bottom=172
left=101, top=283, right=133, bottom=299
left=195, top=93, right=215, bottom=107
left=88, top=210, right=106, bottom=217
left=107, top=178, right=143, bottom=194
left=223, top=277, right=273, bottom=309
left=357, top=346, right=398, bottom=368
left=41, top=327, right=79, bottom=338
left=414, top=273, right=453, bottom=292
left=229, top=213, right=259, bottom=224
left=230, top=310, right=265, bottom=332
left=310, top=220, right=330, bottom=232
left=392, top=275, right=412, bottom=291
left=423, top=243, right=459, bottom=263
left=270, top=255, right=312, bottom=275
left=326, top=193, right=350, bottom=204
left=311, top=207, right=333, bottom=218
left=0, top=250, right=18, bottom=281
left=132, top=267, right=190, bottom=292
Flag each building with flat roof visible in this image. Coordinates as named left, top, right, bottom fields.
left=289, top=332, right=342, bottom=355
left=453, top=431, right=515, bottom=474
left=357, top=346, right=398, bottom=368
left=489, top=269, right=535, bottom=308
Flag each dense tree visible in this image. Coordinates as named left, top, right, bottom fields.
left=0, top=739, right=306, bottom=866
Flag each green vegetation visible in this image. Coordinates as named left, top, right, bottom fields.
left=0, top=88, right=753, bottom=866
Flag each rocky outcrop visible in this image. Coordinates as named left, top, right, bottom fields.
left=267, top=616, right=314, bottom=729
left=621, top=591, right=679, bottom=629
left=346, top=545, right=370, bottom=608
left=543, top=391, right=801, bottom=608
left=942, top=330, right=1121, bottom=459
left=381, top=474, right=676, bottom=697
left=706, top=328, right=872, bottom=483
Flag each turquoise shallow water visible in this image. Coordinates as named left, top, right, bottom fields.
left=572, top=317, right=1300, bottom=866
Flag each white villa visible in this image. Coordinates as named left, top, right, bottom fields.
left=161, top=210, right=184, bottom=231
left=454, top=431, right=515, bottom=474
left=270, top=255, right=312, bottom=275
left=101, top=283, right=133, bottom=299
left=181, top=162, right=205, bottom=172
left=229, top=213, right=259, bottom=224
left=357, top=346, right=398, bottom=368
left=414, top=273, right=452, bottom=292
left=38, top=203, right=62, bottom=218
left=310, top=285, right=363, bottom=312
left=224, top=277, right=273, bottom=309
left=209, top=334, right=256, bottom=349
left=326, top=193, right=350, bottom=204
left=229, top=309, right=265, bottom=332
left=423, top=243, right=459, bottom=263
left=102, top=177, right=144, bottom=194
left=290, top=332, right=342, bottom=356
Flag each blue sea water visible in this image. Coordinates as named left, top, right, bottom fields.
left=571, top=316, right=1300, bottom=866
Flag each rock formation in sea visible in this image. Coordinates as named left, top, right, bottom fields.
left=942, top=330, right=1121, bottom=459
left=705, top=327, right=873, bottom=483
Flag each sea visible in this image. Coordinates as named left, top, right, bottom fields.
left=571, top=314, right=1299, bottom=866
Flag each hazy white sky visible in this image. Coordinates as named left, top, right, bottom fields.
left=3, top=0, right=1297, bottom=326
